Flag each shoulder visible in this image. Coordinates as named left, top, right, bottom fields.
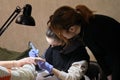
left=88, top=14, right=120, bottom=32
left=90, top=14, right=120, bottom=24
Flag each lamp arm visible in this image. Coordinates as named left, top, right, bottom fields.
left=0, top=6, right=21, bottom=36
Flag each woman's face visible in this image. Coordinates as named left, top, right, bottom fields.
left=46, top=36, right=62, bottom=47
left=61, top=25, right=81, bottom=39
left=61, top=30, right=74, bottom=39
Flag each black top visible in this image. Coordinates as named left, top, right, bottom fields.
left=44, top=37, right=90, bottom=72
left=83, top=14, right=120, bottom=76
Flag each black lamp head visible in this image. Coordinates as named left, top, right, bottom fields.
left=16, top=4, right=35, bottom=26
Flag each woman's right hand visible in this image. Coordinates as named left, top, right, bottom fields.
left=35, top=57, right=53, bottom=73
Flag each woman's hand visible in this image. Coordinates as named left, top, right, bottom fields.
left=35, top=57, right=53, bottom=73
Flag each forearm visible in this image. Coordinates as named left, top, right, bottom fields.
left=37, top=59, right=88, bottom=80
left=0, top=60, right=17, bottom=68
left=51, top=68, right=69, bottom=80
left=52, top=67, right=84, bottom=80
left=0, top=57, right=36, bottom=69
left=51, top=60, right=88, bottom=80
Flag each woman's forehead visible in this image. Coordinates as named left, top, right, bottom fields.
left=46, top=37, right=54, bottom=43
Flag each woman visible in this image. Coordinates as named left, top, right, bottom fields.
left=29, top=28, right=90, bottom=80
left=47, top=4, right=120, bottom=80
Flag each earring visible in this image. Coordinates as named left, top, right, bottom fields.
left=58, top=32, right=61, bottom=35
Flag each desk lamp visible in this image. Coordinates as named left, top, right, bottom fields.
left=0, top=4, right=35, bottom=36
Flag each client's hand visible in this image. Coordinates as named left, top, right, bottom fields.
left=35, top=58, right=53, bottom=73
left=16, top=57, right=37, bottom=67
